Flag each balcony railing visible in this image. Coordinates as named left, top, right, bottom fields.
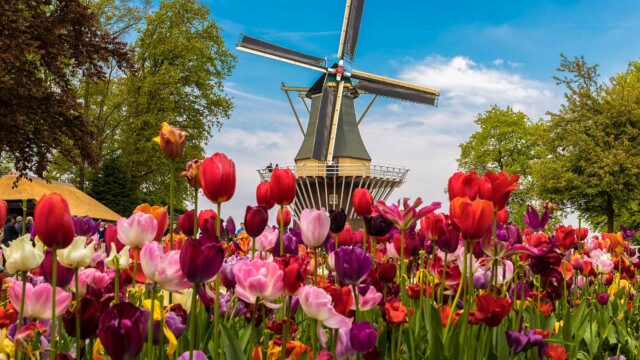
left=257, top=162, right=408, bottom=183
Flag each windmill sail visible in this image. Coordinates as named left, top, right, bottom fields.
left=352, top=70, right=440, bottom=105
left=338, top=0, right=365, bottom=60
left=237, top=35, right=327, bottom=72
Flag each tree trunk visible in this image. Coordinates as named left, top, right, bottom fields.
left=605, top=193, right=615, bottom=233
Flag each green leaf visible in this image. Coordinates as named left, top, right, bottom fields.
left=220, top=322, right=246, bottom=360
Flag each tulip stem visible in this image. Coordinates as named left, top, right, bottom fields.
left=75, top=267, right=82, bottom=358
left=400, top=229, right=406, bottom=300
left=213, top=276, right=221, bottom=357
left=133, top=247, right=139, bottom=291
left=189, top=283, right=199, bottom=360
left=15, top=271, right=27, bottom=360
left=362, top=225, right=367, bottom=249
left=279, top=206, right=284, bottom=255
left=193, top=187, right=199, bottom=238
left=148, top=283, right=157, bottom=360
left=281, top=297, right=289, bottom=360
left=353, top=285, right=360, bottom=321
left=50, top=248, right=58, bottom=355
left=114, top=267, right=120, bottom=304
left=442, top=241, right=467, bottom=345
left=313, top=247, right=318, bottom=286
left=439, top=253, right=448, bottom=305
left=169, top=160, right=175, bottom=250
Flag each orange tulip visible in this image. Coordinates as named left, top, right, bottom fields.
left=133, top=204, right=169, bottom=242
left=448, top=171, right=480, bottom=200
left=449, top=197, right=494, bottom=240
left=153, top=122, right=186, bottom=159
left=478, top=171, right=520, bottom=211
left=180, top=159, right=202, bottom=189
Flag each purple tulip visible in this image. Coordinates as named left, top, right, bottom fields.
left=510, top=281, right=532, bottom=301
left=363, top=214, right=394, bottom=237
left=225, top=216, right=236, bottom=239
left=152, top=310, right=186, bottom=344
left=597, top=292, right=609, bottom=305
left=523, top=205, right=550, bottom=232
left=620, top=225, right=636, bottom=239
left=98, top=302, right=148, bottom=360
left=436, top=224, right=460, bottom=253
left=349, top=321, right=377, bottom=353
left=329, top=208, right=347, bottom=234
left=473, top=271, right=490, bottom=290
left=334, top=246, right=373, bottom=286
left=496, top=224, right=522, bottom=245
left=271, top=230, right=299, bottom=257
left=244, top=206, right=269, bottom=238
left=178, top=350, right=208, bottom=360
left=62, top=295, right=100, bottom=339
left=39, top=249, right=74, bottom=288
left=72, top=215, right=99, bottom=237
left=179, top=238, right=224, bottom=284
left=505, top=329, right=544, bottom=353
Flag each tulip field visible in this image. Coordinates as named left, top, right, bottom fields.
left=0, top=123, right=639, bottom=360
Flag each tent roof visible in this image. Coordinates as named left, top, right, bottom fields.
left=0, top=174, right=120, bottom=221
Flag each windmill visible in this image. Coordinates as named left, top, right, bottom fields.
left=238, top=0, right=440, bottom=226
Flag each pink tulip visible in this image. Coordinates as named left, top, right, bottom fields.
left=253, top=226, right=279, bottom=252
left=75, top=268, right=113, bottom=296
left=297, top=285, right=353, bottom=329
left=9, top=281, right=71, bottom=320
left=590, top=249, right=614, bottom=274
left=140, top=242, right=191, bottom=292
left=233, top=259, right=284, bottom=308
left=351, top=286, right=383, bottom=311
left=299, top=209, right=330, bottom=248
left=117, top=213, right=158, bottom=248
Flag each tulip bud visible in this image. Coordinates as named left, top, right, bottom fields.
left=349, top=321, right=377, bottom=353
left=153, top=122, right=186, bottom=159
left=496, top=208, right=509, bottom=224
left=177, top=210, right=195, bottom=236
left=269, top=167, right=296, bottom=206
left=329, top=208, right=347, bottom=234
left=34, top=193, right=75, bottom=249
left=40, top=249, right=74, bottom=287
left=363, top=214, right=393, bottom=237
left=256, top=181, right=275, bottom=210
left=352, top=188, right=373, bottom=217
left=225, top=217, right=236, bottom=238
left=244, top=206, right=269, bottom=238
left=300, top=209, right=330, bottom=248
left=1, top=234, right=44, bottom=273
left=276, top=207, right=292, bottom=228
left=447, top=171, right=480, bottom=201
left=199, top=153, right=236, bottom=204
left=181, top=159, right=202, bottom=189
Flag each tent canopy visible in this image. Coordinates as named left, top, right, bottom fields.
left=0, top=174, right=120, bottom=221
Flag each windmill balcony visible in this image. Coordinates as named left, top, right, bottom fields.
left=257, top=162, right=408, bottom=227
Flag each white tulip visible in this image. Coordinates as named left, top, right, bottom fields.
left=105, top=243, right=131, bottom=270
left=1, top=234, right=44, bottom=274
left=58, top=236, right=95, bottom=268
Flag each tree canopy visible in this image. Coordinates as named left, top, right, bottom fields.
left=0, top=0, right=133, bottom=178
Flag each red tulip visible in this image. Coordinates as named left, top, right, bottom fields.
left=478, top=171, right=520, bottom=211
left=449, top=197, right=494, bottom=241
left=352, top=188, right=373, bottom=217
left=105, top=224, right=124, bottom=253
left=198, top=209, right=217, bottom=236
left=496, top=208, right=509, bottom=224
left=276, top=255, right=306, bottom=296
left=448, top=171, right=480, bottom=201
left=269, top=167, right=296, bottom=206
left=577, top=227, right=589, bottom=241
left=276, top=207, right=292, bottom=228
left=336, top=223, right=354, bottom=247
left=177, top=210, right=195, bottom=236
left=256, top=181, right=275, bottom=210
left=468, top=293, right=512, bottom=327
left=555, top=225, right=577, bottom=251
left=323, top=285, right=353, bottom=316
left=0, top=199, right=6, bottom=228
left=420, top=213, right=448, bottom=241
left=199, top=153, right=236, bottom=204
left=244, top=206, right=269, bottom=238
left=34, top=193, right=75, bottom=249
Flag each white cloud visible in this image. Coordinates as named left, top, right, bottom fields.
left=200, top=55, right=562, bottom=222
left=492, top=58, right=504, bottom=66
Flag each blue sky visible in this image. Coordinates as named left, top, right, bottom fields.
left=195, top=0, right=640, bottom=224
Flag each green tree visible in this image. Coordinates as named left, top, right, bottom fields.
left=117, top=0, right=235, bottom=207
left=531, top=55, right=640, bottom=232
left=88, top=157, right=139, bottom=216
left=457, top=105, right=545, bottom=226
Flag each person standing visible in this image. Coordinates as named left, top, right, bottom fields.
left=15, top=216, right=23, bottom=235
left=2, top=217, right=19, bottom=246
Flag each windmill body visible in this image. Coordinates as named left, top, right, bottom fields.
left=240, top=0, right=439, bottom=226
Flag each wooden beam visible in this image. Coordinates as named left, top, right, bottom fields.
left=282, top=82, right=305, bottom=137
left=357, top=94, right=377, bottom=125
